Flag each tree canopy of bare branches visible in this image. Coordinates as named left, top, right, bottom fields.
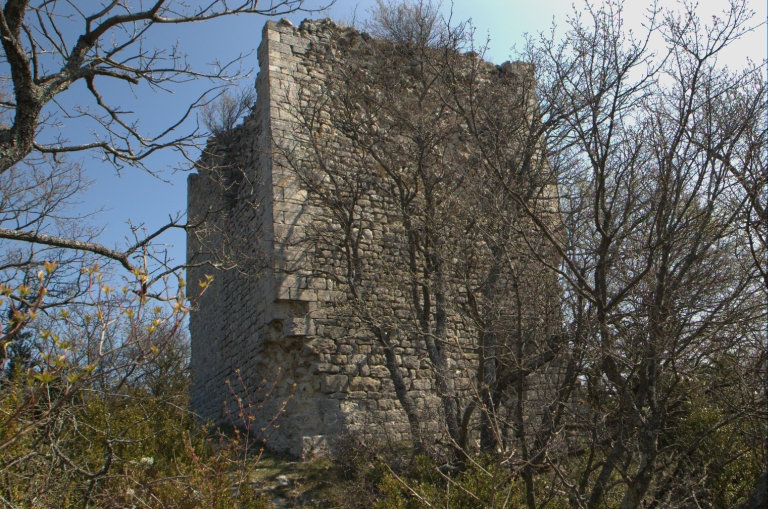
left=0, top=0, right=330, bottom=172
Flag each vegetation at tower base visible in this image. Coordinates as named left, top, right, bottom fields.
left=187, top=0, right=767, bottom=507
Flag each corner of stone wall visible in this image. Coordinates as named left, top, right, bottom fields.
left=256, top=19, right=341, bottom=456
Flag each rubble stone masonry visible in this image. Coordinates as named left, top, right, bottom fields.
left=187, top=18, right=561, bottom=457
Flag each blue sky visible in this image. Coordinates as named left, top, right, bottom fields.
left=65, top=0, right=766, bottom=277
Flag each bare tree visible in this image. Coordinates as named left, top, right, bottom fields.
left=0, top=1, right=330, bottom=505
left=0, top=0, right=330, bottom=172
left=202, top=87, right=257, bottom=141
left=276, top=1, right=764, bottom=508
left=0, top=0, right=331, bottom=281
left=446, top=0, right=766, bottom=507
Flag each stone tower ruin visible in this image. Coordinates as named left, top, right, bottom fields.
left=187, top=18, right=562, bottom=457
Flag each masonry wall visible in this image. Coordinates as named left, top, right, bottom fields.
left=188, top=19, right=416, bottom=456
left=188, top=18, right=563, bottom=457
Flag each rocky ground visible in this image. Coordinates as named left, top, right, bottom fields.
left=248, top=452, right=339, bottom=507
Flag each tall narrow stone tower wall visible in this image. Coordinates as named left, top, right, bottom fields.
left=188, top=18, right=563, bottom=457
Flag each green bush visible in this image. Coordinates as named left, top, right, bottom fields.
left=325, top=448, right=568, bottom=509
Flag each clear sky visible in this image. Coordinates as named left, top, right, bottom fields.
left=65, top=0, right=766, bottom=277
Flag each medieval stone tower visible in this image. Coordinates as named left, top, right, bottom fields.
left=187, top=18, right=562, bottom=457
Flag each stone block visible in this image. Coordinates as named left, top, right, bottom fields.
left=264, top=27, right=282, bottom=42
left=340, top=365, right=358, bottom=375
left=310, top=278, right=328, bottom=290
left=319, top=398, right=341, bottom=413
left=349, top=377, right=380, bottom=392
left=378, top=399, right=397, bottom=410
left=325, top=326, right=346, bottom=339
left=281, top=34, right=311, bottom=48
left=402, top=357, right=420, bottom=369
left=410, top=379, right=432, bottom=391
left=290, top=288, right=318, bottom=301
left=302, top=338, right=336, bottom=355
left=283, top=315, right=314, bottom=336
left=369, top=366, right=390, bottom=378
left=322, top=374, right=348, bottom=393
left=311, top=362, right=339, bottom=374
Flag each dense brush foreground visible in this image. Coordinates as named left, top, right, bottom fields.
left=0, top=332, right=762, bottom=508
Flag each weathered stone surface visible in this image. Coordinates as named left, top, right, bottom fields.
left=349, top=377, right=380, bottom=392
left=188, top=18, right=560, bottom=458
left=303, top=338, right=336, bottom=355
left=322, top=374, right=348, bottom=393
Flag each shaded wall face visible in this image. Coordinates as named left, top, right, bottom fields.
left=186, top=109, right=272, bottom=432
left=188, top=18, right=564, bottom=457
